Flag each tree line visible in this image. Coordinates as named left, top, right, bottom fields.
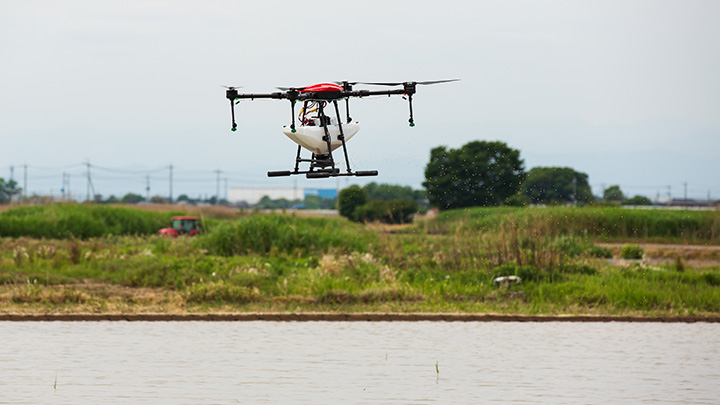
left=421, top=140, right=651, bottom=210
left=337, top=140, right=651, bottom=223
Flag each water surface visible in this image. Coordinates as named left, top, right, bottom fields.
left=1, top=321, right=718, bottom=403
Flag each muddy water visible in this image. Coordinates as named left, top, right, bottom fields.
left=2, top=321, right=719, bottom=403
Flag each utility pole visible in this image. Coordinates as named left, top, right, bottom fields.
left=85, top=160, right=95, bottom=203
left=683, top=182, right=688, bottom=207
left=215, top=169, right=221, bottom=205
left=9, top=166, right=14, bottom=204
left=23, top=164, right=27, bottom=201
left=146, top=175, right=151, bottom=201
left=62, top=172, right=66, bottom=200
left=169, top=164, right=173, bottom=204
left=86, top=161, right=91, bottom=202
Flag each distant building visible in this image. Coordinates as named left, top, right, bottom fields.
left=229, top=187, right=337, bottom=205
left=304, top=188, right=338, bottom=200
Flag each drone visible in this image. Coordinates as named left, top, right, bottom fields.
left=224, top=80, right=459, bottom=178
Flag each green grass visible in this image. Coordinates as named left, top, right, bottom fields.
left=0, top=204, right=171, bottom=239
left=419, top=206, right=720, bottom=242
left=200, top=214, right=376, bottom=256
left=1, top=205, right=719, bottom=315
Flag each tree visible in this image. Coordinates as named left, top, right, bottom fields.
left=521, top=167, right=593, bottom=204
left=338, top=185, right=366, bottom=220
left=423, top=141, right=525, bottom=209
left=176, top=194, right=193, bottom=204
left=121, top=193, right=145, bottom=204
left=353, top=199, right=418, bottom=224
left=624, top=195, right=652, bottom=206
left=104, top=195, right=120, bottom=204
left=363, top=182, right=416, bottom=201
left=150, top=195, right=169, bottom=204
left=603, top=185, right=625, bottom=203
left=0, top=178, right=21, bottom=204
left=303, top=194, right=335, bottom=209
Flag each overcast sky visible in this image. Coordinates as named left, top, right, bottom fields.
left=2, top=0, right=719, bottom=200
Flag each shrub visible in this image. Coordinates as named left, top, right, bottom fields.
left=551, top=236, right=589, bottom=258
left=338, top=186, right=366, bottom=221
left=620, top=244, right=644, bottom=259
left=200, top=215, right=375, bottom=256
left=588, top=245, right=613, bottom=258
left=354, top=199, right=418, bottom=224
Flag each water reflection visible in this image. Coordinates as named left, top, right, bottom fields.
left=2, top=321, right=719, bottom=403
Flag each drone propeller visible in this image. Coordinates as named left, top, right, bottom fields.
left=334, top=80, right=358, bottom=86
left=276, top=86, right=310, bottom=91
left=221, top=85, right=243, bottom=90
left=357, top=79, right=460, bottom=86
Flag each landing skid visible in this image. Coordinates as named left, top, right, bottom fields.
left=268, top=169, right=378, bottom=178
left=267, top=99, right=378, bottom=179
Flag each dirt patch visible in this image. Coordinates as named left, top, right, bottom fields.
left=597, top=243, right=720, bottom=267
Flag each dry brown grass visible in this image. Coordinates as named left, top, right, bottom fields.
left=597, top=242, right=720, bottom=267
left=0, top=282, right=186, bottom=314
left=110, top=203, right=242, bottom=218
left=110, top=204, right=341, bottom=219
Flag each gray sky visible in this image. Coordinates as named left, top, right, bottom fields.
left=2, top=0, right=719, bottom=200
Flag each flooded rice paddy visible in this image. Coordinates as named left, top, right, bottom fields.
left=2, top=321, right=719, bottom=403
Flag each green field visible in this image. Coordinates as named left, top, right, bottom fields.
left=1, top=204, right=719, bottom=316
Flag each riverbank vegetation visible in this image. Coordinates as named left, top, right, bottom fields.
left=1, top=204, right=719, bottom=316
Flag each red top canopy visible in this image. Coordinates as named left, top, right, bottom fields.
left=300, top=83, right=343, bottom=93
left=171, top=216, right=199, bottom=220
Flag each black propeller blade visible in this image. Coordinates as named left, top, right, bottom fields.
left=221, top=85, right=243, bottom=90
left=356, top=79, right=460, bottom=86
left=276, top=86, right=310, bottom=91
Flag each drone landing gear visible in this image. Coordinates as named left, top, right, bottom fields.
left=267, top=149, right=378, bottom=178
left=267, top=99, right=378, bottom=179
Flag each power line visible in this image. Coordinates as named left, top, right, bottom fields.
left=91, top=164, right=168, bottom=174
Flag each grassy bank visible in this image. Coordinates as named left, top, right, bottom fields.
left=421, top=206, right=720, bottom=242
left=0, top=204, right=172, bottom=239
left=0, top=205, right=719, bottom=316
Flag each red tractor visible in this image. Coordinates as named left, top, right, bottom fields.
left=158, top=216, right=201, bottom=237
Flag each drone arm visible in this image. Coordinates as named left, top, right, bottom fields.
left=349, top=89, right=408, bottom=97
left=232, top=92, right=287, bottom=100
left=346, top=88, right=417, bottom=126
